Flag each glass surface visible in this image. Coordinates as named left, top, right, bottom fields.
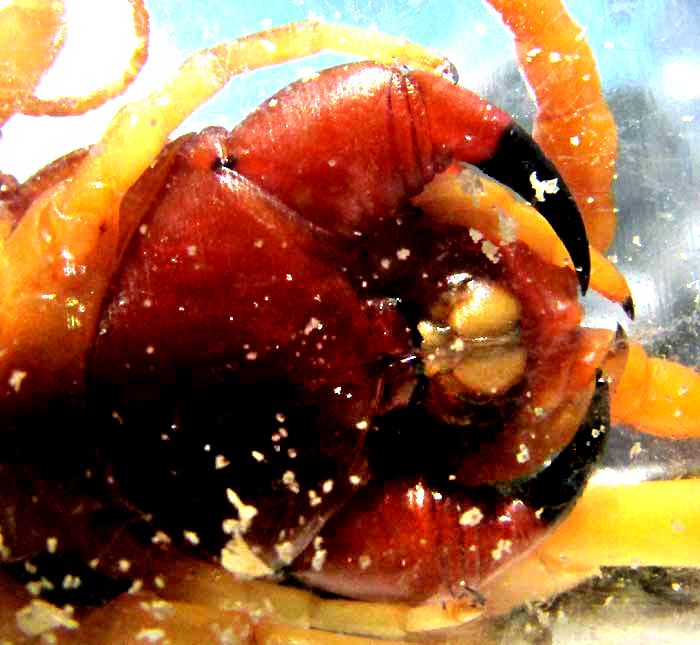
left=1, top=0, right=699, bottom=642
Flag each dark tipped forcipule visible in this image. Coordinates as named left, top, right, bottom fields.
left=476, top=123, right=591, bottom=294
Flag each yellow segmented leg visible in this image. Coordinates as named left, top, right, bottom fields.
left=611, top=342, right=700, bottom=438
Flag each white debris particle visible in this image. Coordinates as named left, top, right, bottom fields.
left=142, top=297, right=153, bottom=308
left=282, top=470, right=300, bottom=493
left=358, top=554, right=372, bottom=570
left=139, top=223, right=148, bottom=235
left=24, top=562, right=38, bottom=575
left=632, top=235, right=643, bottom=248
left=221, top=535, right=274, bottom=579
left=62, top=574, right=81, bottom=590
left=118, top=559, right=131, bottom=573
left=276, top=412, right=286, bottom=423
left=308, top=489, right=322, bottom=507
left=135, top=627, right=166, bottom=642
left=491, top=538, right=513, bottom=561
left=245, top=351, right=258, bottom=361
left=526, top=47, right=542, bottom=60
left=450, top=337, right=465, bottom=352
left=497, top=209, right=518, bottom=244
left=46, top=537, right=58, bottom=554
left=26, top=581, right=43, bottom=596
left=225, top=489, right=259, bottom=534
left=287, top=448, right=297, bottom=459
left=267, top=98, right=278, bottom=108
left=254, top=238, right=264, bottom=248
left=212, top=622, right=247, bottom=645
left=380, top=257, right=391, bottom=270
left=297, top=66, right=319, bottom=82
left=145, top=345, right=155, bottom=355
left=8, top=369, right=27, bottom=392
left=139, top=598, right=173, bottom=618
left=304, top=317, right=322, bottom=335
left=459, top=507, right=484, bottom=527
left=629, top=442, right=643, bottom=459
left=549, top=51, right=561, bottom=63
left=186, top=245, right=198, bottom=257
left=516, top=444, right=530, bottom=464
left=603, top=40, right=615, bottom=49
left=481, top=240, right=501, bottom=263
left=328, top=158, right=337, bottom=167
left=469, top=228, right=484, bottom=243
left=322, top=479, right=334, bottom=494
left=286, top=273, right=293, bottom=281
left=349, top=474, right=362, bottom=486
left=529, top=171, right=560, bottom=202
left=311, top=548, right=327, bottom=571
left=258, top=38, right=277, bottom=53
left=355, top=420, right=368, bottom=430
left=216, top=454, right=231, bottom=469
left=396, top=247, right=411, bottom=261
left=15, top=600, right=79, bottom=637
left=275, top=540, right=296, bottom=565
left=184, top=530, right=200, bottom=546
left=250, top=451, right=264, bottom=463
left=333, top=386, right=342, bottom=395
left=153, top=575, right=165, bottom=589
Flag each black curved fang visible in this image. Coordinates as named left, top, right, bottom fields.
left=476, top=123, right=591, bottom=294
left=503, top=372, right=609, bottom=525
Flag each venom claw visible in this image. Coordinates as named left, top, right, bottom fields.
left=476, top=123, right=591, bottom=294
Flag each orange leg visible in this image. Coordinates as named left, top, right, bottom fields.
left=487, top=0, right=618, bottom=252
left=611, top=342, right=700, bottom=439
left=0, top=0, right=149, bottom=126
left=481, top=480, right=700, bottom=615
left=0, top=0, right=66, bottom=128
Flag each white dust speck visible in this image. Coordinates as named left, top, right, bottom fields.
left=529, top=171, right=560, bottom=202
left=459, top=507, right=484, bottom=527
left=516, top=444, right=530, bottom=464
left=8, top=370, right=27, bottom=392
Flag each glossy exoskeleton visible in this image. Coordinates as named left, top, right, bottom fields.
left=2, top=61, right=607, bottom=607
